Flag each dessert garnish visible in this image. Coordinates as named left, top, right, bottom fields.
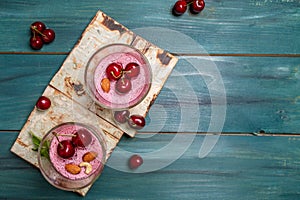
left=72, top=128, right=93, bottom=147
left=124, top=62, right=140, bottom=79
left=101, top=78, right=110, bottom=93
left=79, top=162, right=93, bottom=174
left=53, top=132, right=75, bottom=159
left=65, top=163, right=81, bottom=175
left=30, top=131, right=50, bottom=160
left=82, top=151, right=98, bottom=162
left=115, top=77, right=132, bottom=94
left=106, top=63, right=123, bottom=81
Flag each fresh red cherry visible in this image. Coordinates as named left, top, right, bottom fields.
left=30, top=35, right=44, bottom=50
left=129, top=154, right=143, bottom=169
left=36, top=96, right=51, bottom=110
left=114, top=110, right=130, bottom=124
left=72, top=129, right=92, bottom=147
left=30, top=21, right=46, bottom=35
left=124, top=63, right=140, bottom=79
left=42, top=28, right=55, bottom=43
left=116, top=77, right=132, bottom=94
left=173, top=0, right=187, bottom=16
left=128, top=115, right=146, bottom=130
left=57, top=140, right=75, bottom=159
left=190, top=0, right=205, bottom=14
left=106, top=63, right=123, bottom=81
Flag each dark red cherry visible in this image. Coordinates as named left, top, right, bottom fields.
left=124, top=63, right=140, bottom=79
left=173, top=0, right=187, bottom=16
left=30, top=21, right=46, bottom=35
left=30, top=35, right=44, bottom=50
left=72, top=129, right=92, bottom=147
left=106, top=63, right=123, bottom=81
left=129, top=154, right=143, bottom=169
left=190, top=0, right=205, bottom=14
left=114, top=110, right=130, bottom=124
left=116, top=77, right=132, bottom=94
left=36, top=96, right=51, bottom=110
left=128, top=115, right=146, bottom=130
left=57, top=140, right=75, bottom=159
left=42, top=28, right=55, bottom=43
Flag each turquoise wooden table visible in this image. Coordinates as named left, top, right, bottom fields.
left=1, top=0, right=300, bottom=199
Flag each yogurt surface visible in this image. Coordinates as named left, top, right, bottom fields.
left=93, top=52, right=151, bottom=109
left=49, top=124, right=104, bottom=180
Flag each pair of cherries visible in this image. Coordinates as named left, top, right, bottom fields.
left=30, top=21, right=55, bottom=50
left=106, top=62, right=140, bottom=94
left=55, top=129, right=93, bottom=159
left=173, top=0, right=205, bottom=16
left=114, top=110, right=146, bottom=130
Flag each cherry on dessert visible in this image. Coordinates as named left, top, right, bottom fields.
left=128, top=154, right=143, bottom=169
left=114, top=110, right=130, bottom=124
left=116, top=77, right=132, bottom=94
left=128, top=115, right=146, bottom=130
left=124, top=63, right=140, bottom=79
left=30, top=35, right=44, bottom=50
left=30, top=21, right=46, bottom=35
left=36, top=96, right=51, bottom=110
left=57, top=140, right=75, bottom=159
left=190, top=0, right=205, bottom=14
left=42, top=28, right=55, bottom=43
left=106, top=63, right=123, bottom=81
left=72, top=129, right=92, bottom=147
left=173, top=0, right=187, bottom=16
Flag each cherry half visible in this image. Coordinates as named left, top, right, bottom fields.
left=36, top=96, right=51, bottom=110
left=30, top=35, right=44, bottom=50
left=72, top=129, right=92, bottom=147
left=190, top=0, right=205, bottom=14
left=57, top=140, right=75, bottom=159
left=124, top=63, right=140, bottom=79
left=114, top=110, right=130, bottom=124
left=106, top=63, right=123, bottom=81
left=173, top=0, right=187, bottom=16
left=128, top=154, right=143, bottom=169
left=128, top=115, right=146, bottom=130
left=116, top=77, right=132, bottom=94
left=42, top=28, right=55, bottom=43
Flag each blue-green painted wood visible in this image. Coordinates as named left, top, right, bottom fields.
left=1, top=55, right=299, bottom=133
left=0, top=0, right=299, bottom=54
left=1, top=132, right=300, bottom=199
left=0, top=55, right=64, bottom=130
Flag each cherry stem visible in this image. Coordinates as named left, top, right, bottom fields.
left=56, top=134, right=76, bottom=137
left=31, top=26, right=46, bottom=37
left=52, top=132, right=63, bottom=148
left=110, top=71, right=122, bottom=79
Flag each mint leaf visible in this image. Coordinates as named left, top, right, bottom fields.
left=29, top=131, right=50, bottom=160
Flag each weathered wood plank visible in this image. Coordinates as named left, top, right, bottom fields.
left=1, top=55, right=300, bottom=133
left=2, top=132, right=300, bottom=199
left=0, top=0, right=299, bottom=54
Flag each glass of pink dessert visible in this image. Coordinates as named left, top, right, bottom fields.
left=85, top=43, right=152, bottom=110
left=37, top=122, right=106, bottom=191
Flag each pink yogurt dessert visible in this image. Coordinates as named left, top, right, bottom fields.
left=86, top=44, right=152, bottom=110
left=49, top=123, right=104, bottom=180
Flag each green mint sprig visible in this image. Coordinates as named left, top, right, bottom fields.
left=29, top=131, right=50, bottom=160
